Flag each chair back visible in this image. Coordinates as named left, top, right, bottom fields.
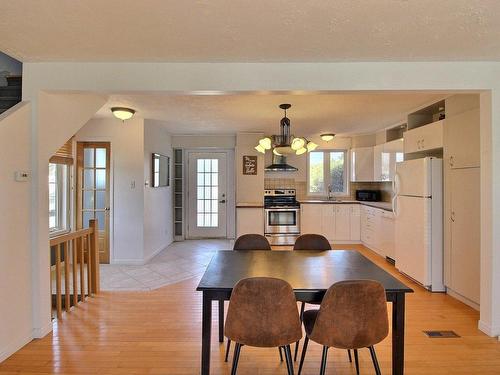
left=225, top=277, right=302, bottom=347
left=293, top=234, right=331, bottom=250
left=233, top=234, right=271, bottom=250
left=310, top=280, right=389, bottom=349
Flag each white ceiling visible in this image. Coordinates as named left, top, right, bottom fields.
left=1, top=0, right=499, bottom=62
left=97, top=92, right=444, bottom=135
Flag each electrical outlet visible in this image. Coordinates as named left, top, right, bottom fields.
left=15, top=171, right=30, bottom=182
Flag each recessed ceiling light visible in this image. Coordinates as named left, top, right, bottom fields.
left=111, top=107, right=135, bottom=121
left=320, top=134, right=335, bottom=142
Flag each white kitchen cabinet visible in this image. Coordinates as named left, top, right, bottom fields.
left=350, top=204, right=361, bottom=241
left=351, top=147, right=374, bottom=182
left=334, top=205, right=351, bottom=241
left=236, top=208, right=264, bottom=236
left=301, top=204, right=323, bottom=236
left=321, top=204, right=336, bottom=241
left=445, top=108, right=480, bottom=169
left=384, top=139, right=404, bottom=181
left=447, top=168, right=480, bottom=305
left=404, top=120, right=444, bottom=154
left=380, top=210, right=395, bottom=260
left=361, top=205, right=389, bottom=257
left=372, top=144, right=386, bottom=181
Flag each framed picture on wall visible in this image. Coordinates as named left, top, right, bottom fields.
left=152, top=153, right=170, bottom=187
left=242, top=155, right=257, bottom=175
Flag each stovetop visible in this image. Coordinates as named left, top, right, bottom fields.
left=264, top=189, right=300, bottom=208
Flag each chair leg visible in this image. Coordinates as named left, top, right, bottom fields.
left=369, top=346, right=382, bottom=375
left=230, top=342, right=242, bottom=375
left=348, top=349, right=352, bottom=362
left=354, top=349, right=360, bottom=375
left=294, top=302, right=306, bottom=361
left=279, top=346, right=284, bottom=362
left=298, top=336, right=309, bottom=375
left=284, top=345, right=294, bottom=375
left=319, top=346, right=329, bottom=375
left=225, top=339, right=231, bottom=362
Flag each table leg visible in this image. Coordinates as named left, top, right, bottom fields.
left=392, top=293, right=405, bottom=375
left=202, top=293, right=212, bottom=375
left=218, top=299, right=224, bottom=343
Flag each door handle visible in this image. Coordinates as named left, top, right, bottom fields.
left=104, top=207, right=110, bottom=211
left=219, top=199, right=226, bottom=204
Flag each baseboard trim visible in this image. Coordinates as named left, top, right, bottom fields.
left=111, top=240, right=174, bottom=266
left=446, top=288, right=480, bottom=311
left=0, top=329, right=33, bottom=363
left=32, top=321, right=53, bottom=338
left=478, top=320, right=500, bottom=338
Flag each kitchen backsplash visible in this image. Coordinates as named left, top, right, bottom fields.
left=264, top=178, right=393, bottom=202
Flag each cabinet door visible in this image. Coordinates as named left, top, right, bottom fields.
left=237, top=208, right=264, bottom=236
left=372, top=208, right=384, bottom=254
left=321, top=204, right=336, bottom=241
left=384, top=139, right=404, bottom=181
left=446, top=108, right=480, bottom=169
left=381, top=211, right=395, bottom=259
left=373, top=144, right=385, bottom=181
left=449, top=168, right=480, bottom=304
left=301, top=204, right=322, bottom=235
left=351, top=147, right=374, bottom=182
left=334, top=205, right=350, bottom=240
left=404, top=120, right=443, bottom=153
left=350, top=204, right=361, bottom=241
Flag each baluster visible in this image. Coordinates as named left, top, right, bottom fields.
left=72, top=238, right=78, bottom=307
left=55, top=243, right=62, bottom=319
left=64, top=242, right=70, bottom=312
left=80, top=236, right=85, bottom=302
left=87, top=234, right=92, bottom=297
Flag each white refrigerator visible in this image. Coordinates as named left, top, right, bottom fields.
left=393, top=157, right=444, bottom=292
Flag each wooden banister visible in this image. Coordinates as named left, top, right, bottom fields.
left=50, top=219, right=100, bottom=319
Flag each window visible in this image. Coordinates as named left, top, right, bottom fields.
left=49, top=163, right=70, bottom=234
left=308, top=150, right=348, bottom=196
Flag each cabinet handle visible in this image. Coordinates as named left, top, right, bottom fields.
left=451, top=211, right=455, bottom=222
left=421, top=139, right=425, bottom=149
left=449, top=156, right=454, bottom=167
left=417, top=140, right=421, bottom=149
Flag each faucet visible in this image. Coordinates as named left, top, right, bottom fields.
left=327, top=184, right=336, bottom=201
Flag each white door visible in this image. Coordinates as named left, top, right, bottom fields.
left=395, top=195, right=432, bottom=286
left=395, top=158, right=432, bottom=197
left=187, top=152, right=227, bottom=238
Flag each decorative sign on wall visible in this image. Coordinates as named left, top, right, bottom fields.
left=242, top=155, right=258, bottom=175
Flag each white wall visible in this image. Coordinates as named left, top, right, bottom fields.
left=236, top=132, right=264, bottom=203
left=75, top=117, right=145, bottom=263
left=0, top=102, right=33, bottom=362
left=172, top=134, right=235, bottom=149
left=143, top=120, right=173, bottom=260
left=16, top=61, right=500, bottom=341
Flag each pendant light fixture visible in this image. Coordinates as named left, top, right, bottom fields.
left=255, top=104, right=324, bottom=156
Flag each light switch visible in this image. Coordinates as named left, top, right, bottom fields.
left=15, top=171, right=30, bottom=182
left=130, top=180, right=136, bottom=189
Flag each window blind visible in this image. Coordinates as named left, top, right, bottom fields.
left=49, top=137, right=74, bottom=165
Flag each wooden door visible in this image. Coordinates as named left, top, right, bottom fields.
left=76, top=142, right=111, bottom=264
left=450, top=168, right=480, bottom=304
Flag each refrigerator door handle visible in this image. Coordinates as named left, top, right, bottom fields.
left=393, top=195, right=399, bottom=218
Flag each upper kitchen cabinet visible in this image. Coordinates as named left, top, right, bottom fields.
left=351, top=146, right=374, bottom=182
left=444, top=108, right=480, bottom=169
left=404, top=119, right=444, bottom=154
left=373, top=139, right=404, bottom=181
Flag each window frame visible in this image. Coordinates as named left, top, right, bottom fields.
left=306, top=149, right=350, bottom=197
left=49, top=163, right=71, bottom=237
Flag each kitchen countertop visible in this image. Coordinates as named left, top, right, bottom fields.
left=298, top=199, right=393, bottom=212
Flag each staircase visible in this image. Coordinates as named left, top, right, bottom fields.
left=0, top=75, right=22, bottom=115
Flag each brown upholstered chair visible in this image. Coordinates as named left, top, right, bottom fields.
left=225, top=277, right=302, bottom=375
left=233, top=234, right=272, bottom=251
left=292, top=234, right=332, bottom=361
left=298, top=280, right=389, bottom=375
left=224, top=234, right=273, bottom=362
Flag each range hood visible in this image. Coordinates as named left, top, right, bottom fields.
left=265, top=155, right=298, bottom=172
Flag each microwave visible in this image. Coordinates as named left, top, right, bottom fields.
left=356, top=190, right=381, bottom=202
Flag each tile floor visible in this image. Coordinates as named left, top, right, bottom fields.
left=100, top=239, right=232, bottom=291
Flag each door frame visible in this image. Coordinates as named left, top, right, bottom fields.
left=184, top=148, right=235, bottom=239
left=74, top=139, right=114, bottom=263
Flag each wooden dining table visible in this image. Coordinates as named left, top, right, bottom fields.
left=196, top=250, right=413, bottom=375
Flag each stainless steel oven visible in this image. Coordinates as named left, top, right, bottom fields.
left=264, top=189, right=300, bottom=245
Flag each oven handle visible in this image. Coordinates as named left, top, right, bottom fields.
left=264, top=208, right=300, bottom=212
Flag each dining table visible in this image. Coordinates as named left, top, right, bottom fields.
left=196, top=249, right=413, bottom=375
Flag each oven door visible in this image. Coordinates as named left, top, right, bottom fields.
left=265, top=208, right=300, bottom=234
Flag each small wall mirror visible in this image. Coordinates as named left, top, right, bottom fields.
left=152, top=153, right=170, bottom=187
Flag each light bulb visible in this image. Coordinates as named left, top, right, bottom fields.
left=306, top=141, right=318, bottom=152
left=296, top=147, right=307, bottom=155
left=254, top=144, right=266, bottom=154
left=291, top=137, right=305, bottom=151
left=273, top=148, right=282, bottom=156
left=259, top=137, right=272, bottom=150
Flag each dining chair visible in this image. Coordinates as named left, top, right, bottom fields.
left=297, top=280, right=389, bottom=375
left=225, top=234, right=275, bottom=362
left=225, top=277, right=302, bottom=375
left=292, top=234, right=333, bottom=361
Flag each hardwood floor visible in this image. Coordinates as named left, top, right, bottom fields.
left=1, top=244, right=499, bottom=374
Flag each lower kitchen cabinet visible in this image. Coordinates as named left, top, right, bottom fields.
left=301, top=203, right=360, bottom=242
left=361, top=205, right=394, bottom=258
left=350, top=204, right=361, bottom=241
left=334, top=205, right=351, bottom=240
left=236, top=207, right=264, bottom=237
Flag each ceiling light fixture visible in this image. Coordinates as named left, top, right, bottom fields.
left=111, top=107, right=136, bottom=121
left=256, top=104, right=323, bottom=157
left=320, top=133, right=335, bottom=142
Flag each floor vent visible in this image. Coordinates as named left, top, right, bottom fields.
left=423, top=330, right=460, bottom=338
